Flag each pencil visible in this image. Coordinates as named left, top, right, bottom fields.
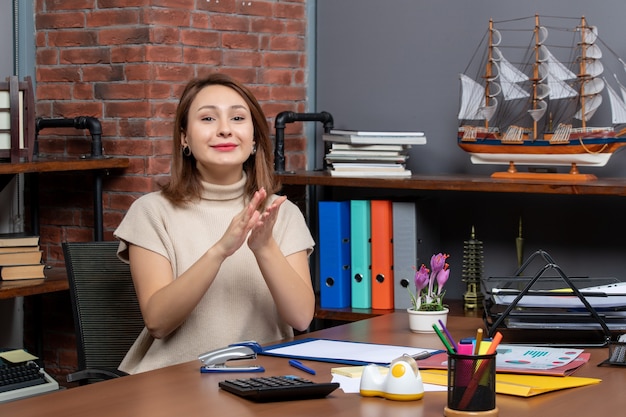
left=432, top=323, right=455, bottom=354
left=458, top=332, right=502, bottom=409
left=474, top=328, right=483, bottom=355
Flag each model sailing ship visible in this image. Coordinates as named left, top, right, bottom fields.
left=457, top=15, right=626, bottom=177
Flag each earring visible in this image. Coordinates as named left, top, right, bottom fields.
left=182, top=144, right=192, bottom=157
left=251, top=143, right=257, bottom=155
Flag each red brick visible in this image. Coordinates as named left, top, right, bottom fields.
left=269, top=35, right=305, bottom=52
left=81, top=65, right=125, bottom=82
left=87, top=9, right=140, bottom=27
left=222, top=33, right=260, bottom=50
left=223, top=50, right=262, bottom=67
left=48, top=31, right=98, bottom=47
left=180, top=29, right=220, bottom=47
left=209, top=14, right=250, bottom=32
left=36, top=12, right=86, bottom=29
left=95, top=83, right=146, bottom=100
left=146, top=45, right=184, bottom=63
left=60, top=47, right=111, bottom=64
left=98, top=27, right=151, bottom=45
left=182, top=47, right=222, bottom=65
left=111, top=46, right=147, bottom=63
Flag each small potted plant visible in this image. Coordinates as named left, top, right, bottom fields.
left=406, top=253, right=450, bottom=333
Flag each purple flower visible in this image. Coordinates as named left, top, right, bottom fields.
left=430, top=253, right=448, bottom=273
left=436, top=268, right=450, bottom=295
left=414, top=265, right=430, bottom=292
left=408, top=253, right=451, bottom=311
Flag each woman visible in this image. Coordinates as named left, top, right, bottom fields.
left=114, top=73, right=315, bottom=374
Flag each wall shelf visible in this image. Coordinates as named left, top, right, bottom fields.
left=278, top=170, right=626, bottom=196
left=279, top=171, right=626, bottom=322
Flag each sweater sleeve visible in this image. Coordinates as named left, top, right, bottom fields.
left=114, top=192, right=174, bottom=264
left=274, top=197, right=315, bottom=257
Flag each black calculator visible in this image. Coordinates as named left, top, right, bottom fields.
left=218, top=375, right=340, bottom=402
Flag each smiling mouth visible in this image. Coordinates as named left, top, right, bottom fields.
left=213, top=144, right=238, bottom=151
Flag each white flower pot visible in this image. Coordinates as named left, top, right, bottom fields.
left=407, top=307, right=449, bottom=333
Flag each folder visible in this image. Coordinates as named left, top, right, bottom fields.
left=318, top=201, right=351, bottom=308
left=418, top=369, right=601, bottom=397
left=350, top=200, right=371, bottom=308
left=370, top=200, right=394, bottom=309
left=392, top=201, right=417, bottom=309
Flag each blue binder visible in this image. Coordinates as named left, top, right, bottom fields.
left=350, top=200, right=371, bottom=308
left=318, top=201, right=351, bottom=308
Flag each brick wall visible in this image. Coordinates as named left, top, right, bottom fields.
left=26, top=0, right=309, bottom=384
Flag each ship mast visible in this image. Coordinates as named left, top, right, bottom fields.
left=531, top=14, right=541, bottom=139
left=579, top=16, right=588, bottom=131
left=484, top=19, right=495, bottom=130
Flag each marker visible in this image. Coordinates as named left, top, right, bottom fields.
left=289, top=359, right=316, bottom=375
left=438, top=319, right=458, bottom=352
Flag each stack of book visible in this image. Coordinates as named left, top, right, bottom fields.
left=0, top=233, right=45, bottom=281
left=323, top=129, right=427, bottom=178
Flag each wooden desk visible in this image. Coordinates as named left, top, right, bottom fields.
left=1, top=312, right=624, bottom=417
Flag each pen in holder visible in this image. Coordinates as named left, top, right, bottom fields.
left=444, top=352, right=498, bottom=417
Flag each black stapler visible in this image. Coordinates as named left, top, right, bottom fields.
left=198, top=341, right=265, bottom=373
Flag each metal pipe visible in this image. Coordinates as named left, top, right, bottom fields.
left=274, top=111, right=334, bottom=173
left=35, top=116, right=104, bottom=158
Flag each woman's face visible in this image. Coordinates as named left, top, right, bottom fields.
left=182, top=84, right=255, bottom=184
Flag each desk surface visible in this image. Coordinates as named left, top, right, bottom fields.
left=1, top=312, right=624, bottom=417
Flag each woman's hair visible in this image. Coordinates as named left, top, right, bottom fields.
left=161, top=73, right=279, bottom=207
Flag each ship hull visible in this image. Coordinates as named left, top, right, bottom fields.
left=457, top=131, right=626, bottom=167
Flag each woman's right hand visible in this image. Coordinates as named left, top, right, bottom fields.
left=214, top=188, right=266, bottom=258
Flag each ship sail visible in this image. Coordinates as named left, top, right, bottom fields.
left=493, top=47, right=530, bottom=101
left=606, top=79, right=626, bottom=124
left=574, top=25, right=605, bottom=123
left=458, top=74, right=498, bottom=121
left=538, top=45, right=578, bottom=100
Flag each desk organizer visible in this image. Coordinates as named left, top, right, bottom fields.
left=598, top=336, right=626, bottom=366
left=482, top=250, right=626, bottom=347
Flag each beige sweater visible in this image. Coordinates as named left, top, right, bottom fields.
left=114, top=174, right=314, bottom=374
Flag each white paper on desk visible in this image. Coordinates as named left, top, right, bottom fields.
left=330, top=374, right=447, bottom=394
left=263, top=339, right=439, bottom=364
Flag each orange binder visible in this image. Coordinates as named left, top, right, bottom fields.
left=370, top=200, right=394, bottom=309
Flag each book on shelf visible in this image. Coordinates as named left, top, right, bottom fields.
left=329, top=129, right=425, bottom=137
left=323, top=133, right=427, bottom=145
left=1, top=264, right=46, bottom=280
left=0, top=232, right=40, bottom=248
left=330, top=163, right=407, bottom=172
left=0, top=250, right=42, bottom=266
left=0, top=245, right=40, bottom=254
left=325, top=154, right=408, bottom=163
left=328, top=168, right=412, bottom=178
left=330, top=143, right=410, bottom=152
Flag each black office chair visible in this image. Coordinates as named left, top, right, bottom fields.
left=63, top=241, right=144, bottom=384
